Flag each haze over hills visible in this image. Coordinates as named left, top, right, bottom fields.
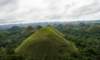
left=0, top=20, right=100, bottom=30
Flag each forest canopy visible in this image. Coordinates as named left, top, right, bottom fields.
left=0, top=21, right=100, bottom=60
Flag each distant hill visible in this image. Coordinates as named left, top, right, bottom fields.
left=0, top=20, right=100, bottom=30
left=15, top=26, right=78, bottom=60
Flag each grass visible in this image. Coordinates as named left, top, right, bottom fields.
left=15, top=26, right=78, bottom=60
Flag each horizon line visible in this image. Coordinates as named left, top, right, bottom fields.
left=0, top=19, right=99, bottom=25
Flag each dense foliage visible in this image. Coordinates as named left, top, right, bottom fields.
left=15, top=27, right=78, bottom=60
left=0, top=22, right=100, bottom=60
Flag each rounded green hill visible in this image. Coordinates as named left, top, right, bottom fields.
left=15, top=26, right=78, bottom=60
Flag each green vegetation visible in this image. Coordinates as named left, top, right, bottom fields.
left=0, top=22, right=100, bottom=60
left=15, top=27, right=78, bottom=60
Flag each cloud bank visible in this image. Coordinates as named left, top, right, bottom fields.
left=0, top=0, right=100, bottom=24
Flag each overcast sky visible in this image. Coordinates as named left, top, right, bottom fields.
left=0, top=0, right=100, bottom=24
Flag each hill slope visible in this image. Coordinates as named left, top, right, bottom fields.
left=15, top=26, right=78, bottom=60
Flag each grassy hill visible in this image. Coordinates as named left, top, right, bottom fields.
left=15, top=26, right=78, bottom=60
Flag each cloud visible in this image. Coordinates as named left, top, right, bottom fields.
left=68, top=0, right=100, bottom=18
left=0, top=0, right=100, bottom=24
left=0, top=0, right=17, bottom=21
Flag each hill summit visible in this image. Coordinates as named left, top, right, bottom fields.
left=15, top=26, right=78, bottom=60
